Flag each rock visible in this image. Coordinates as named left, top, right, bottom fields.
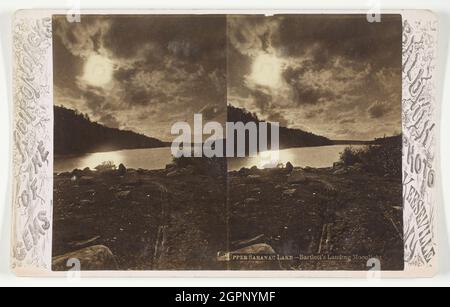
left=333, top=168, right=348, bottom=175
left=118, top=163, right=127, bottom=176
left=165, top=163, right=176, bottom=170
left=287, top=170, right=308, bottom=184
left=285, top=162, right=294, bottom=173
left=232, top=234, right=265, bottom=249
left=116, top=191, right=132, bottom=200
left=78, top=176, right=95, bottom=185
left=69, top=236, right=101, bottom=249
left=282, top=188, right=297, bottom=197
left=238, top=168, right=250, bottom=176
left=52, top=245, right=118, bottom=271
left=333, top=161, right=345, bottom=169
left=137, top=168, right=146, bottom=174
left=166, top=170, right=179, bottom=177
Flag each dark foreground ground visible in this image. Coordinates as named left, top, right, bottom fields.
left=53, top=162, right=403, bottom=271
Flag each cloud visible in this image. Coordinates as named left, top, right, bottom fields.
left=99, top=114, right=120, bottom=128
left=368, top=102, right=391, bottom=119
left=227, top=16, right=280, bottom=57
left=53, top=14, right=402, bottom=141
left=340, top=119, right=356, bottom=124
left=53, top=15, right=227, bottom=140
left=228, top=14, right=402, bottom=140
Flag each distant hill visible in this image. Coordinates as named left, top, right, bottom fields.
left=227, top=105, right=333, bottom=152
left=331, top=140, right=373, bottom=145
left=54, top=106, right=166, bottom=155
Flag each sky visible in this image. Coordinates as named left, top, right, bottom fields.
left=54, top=14, right=402, bottom=141
left=228, top=14, right=402, bottom=140
left=53, top=15, right=227, bottom=141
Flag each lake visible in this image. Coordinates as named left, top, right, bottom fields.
left=54, top=145, right=365, bottom=173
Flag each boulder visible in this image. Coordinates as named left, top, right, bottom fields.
left=333, top=168, right=348, bottom=175
left=238, top=167, right=251, bottom=176
left=165, top=163, right=176, bottom=170
left=166, top=170, right=179, bottom=177
left=333, top=161, right=345, bottom=169
left=137, top=168, right=146, bottom=175
left=250, top=166, right=259, bottom=172
left=287, top=170, right=308, bottom=184
left=285, top=162, right=294, bottom=173
left=69, top=236, right=101, bottom=249
left=118, top=163, right=127, bottom=176
left=52, top=245, right=118, bottom=271
left=231, top=234, right=265, bottom=249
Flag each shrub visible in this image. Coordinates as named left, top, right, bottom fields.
left=339, top=147, right=363, bottom=166
left=95, top=161, right=117, bottom=172
left=339, top=135, right=402, bottom=177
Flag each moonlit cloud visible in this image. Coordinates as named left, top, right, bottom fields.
left=54, top=14, right=402, bottom=142
left=228, top=14, right=402, bottom=140
left=53, top=15, right=227, bottom=141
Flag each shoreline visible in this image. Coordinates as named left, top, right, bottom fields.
left=52, top=159, right=403, bottom=271
left=54, top=142, right=372, bottom=160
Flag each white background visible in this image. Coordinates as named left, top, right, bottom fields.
left=0, top=0, right=449, bottom=287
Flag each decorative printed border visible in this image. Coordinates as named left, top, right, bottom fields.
left=402, top=12, right=439, bottom=271
left=11, top=11, right=53, bottom=273
left=10, top=10, right=439, bottom=277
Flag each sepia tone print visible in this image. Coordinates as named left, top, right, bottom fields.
left=51, top=14, right=404, bottom=271
left=52, top=15, right=228, bottom=270
left=226, top=15, right=403, bottom=270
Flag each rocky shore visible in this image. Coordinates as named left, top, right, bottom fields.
left=53, top=161, right=403, bottom=271
left=53, top=162, right=228, bottom=271
left=228, top=162, right=403, bottom=270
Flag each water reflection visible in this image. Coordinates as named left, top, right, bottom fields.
left=54, top=145, right=366, bottom=173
